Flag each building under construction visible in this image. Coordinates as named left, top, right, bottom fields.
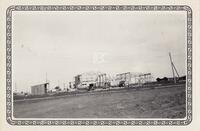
left=73, top=71, right=152, bottom=89
left=96, top=73, right=110, bottom=88
left=115, top=72, right=152, bottom=87
left=74, top=72, right=101, bottom=90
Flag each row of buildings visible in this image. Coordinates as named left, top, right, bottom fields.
left=30, top=71, right=152, bottom=95
left=72, top=71, right=152, bottom=90
left=28, top=53, right=182, bottom=95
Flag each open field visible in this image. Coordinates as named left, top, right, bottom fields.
left=13, top=84, right=186, bottom=118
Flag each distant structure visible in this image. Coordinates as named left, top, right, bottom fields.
left=73, top=71, right=152, bottom=89
left=96, top=73, right=110, bottom=88
left=74, top=72, right=101, bottom=90
left=116, top=72, right=152, bottom=87
left=116, top=72, right=131, bottom=86
left=31, top=83, right=49, bottom=95
left=74, top=75, right=81, bottom=88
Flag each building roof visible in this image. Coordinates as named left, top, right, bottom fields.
left=31, top=82, right=49, bottom=87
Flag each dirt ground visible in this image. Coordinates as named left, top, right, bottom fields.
left=13, top=85, right=186, bottom=118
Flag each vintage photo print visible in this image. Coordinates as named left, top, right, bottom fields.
left=6, top=5, right=192, bottom=126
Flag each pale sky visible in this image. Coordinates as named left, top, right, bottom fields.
left=12, top=11, right=187, bottom=92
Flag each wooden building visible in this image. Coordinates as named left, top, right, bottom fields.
left=31, top=83, right=49, bottom=95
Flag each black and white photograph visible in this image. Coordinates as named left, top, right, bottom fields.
left=4, top=5, right=193, bottom=126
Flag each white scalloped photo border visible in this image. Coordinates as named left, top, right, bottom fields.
left=6, top=5, right=192, bottom=126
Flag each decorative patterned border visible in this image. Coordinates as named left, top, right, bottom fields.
left=6, top=5, right=192, bottom=126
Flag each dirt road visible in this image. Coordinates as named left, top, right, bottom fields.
left=13, top=85, right=186, bottom=118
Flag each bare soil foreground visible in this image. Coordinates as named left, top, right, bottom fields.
left=13, top=85, right=186, bottom=118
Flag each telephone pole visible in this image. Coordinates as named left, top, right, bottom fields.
left=45, top=72, right=48, bottom=83
left=169, top=52, right=180, bottom=83
left=15, top=82, right=17, bottom=92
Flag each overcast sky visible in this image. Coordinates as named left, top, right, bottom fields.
left=12, top=11, right=187, bottom=92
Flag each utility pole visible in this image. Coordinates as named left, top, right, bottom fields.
left=169, top=53, right=176, bottom=83
left=58, top=80, right=60, bottom=87
left=45, top=72, right=51, bottom=92
left=15, top=82, right=17, bottom=92
left=169, top=52, right=180, bottom=83
left=45, top=72, right=48, bottom=83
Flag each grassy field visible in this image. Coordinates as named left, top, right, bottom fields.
left=13, top=84, right=186, bottom=118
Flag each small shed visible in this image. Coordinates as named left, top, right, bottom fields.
left=31, top=83, right=49, bottom=95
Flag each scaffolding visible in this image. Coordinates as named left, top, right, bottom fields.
left=116, top=72, right=152, bottom=87
left=96, top=73, right=110, bottom=88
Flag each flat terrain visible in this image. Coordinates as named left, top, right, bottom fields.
left=13, top=85, right=186, bottom=118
